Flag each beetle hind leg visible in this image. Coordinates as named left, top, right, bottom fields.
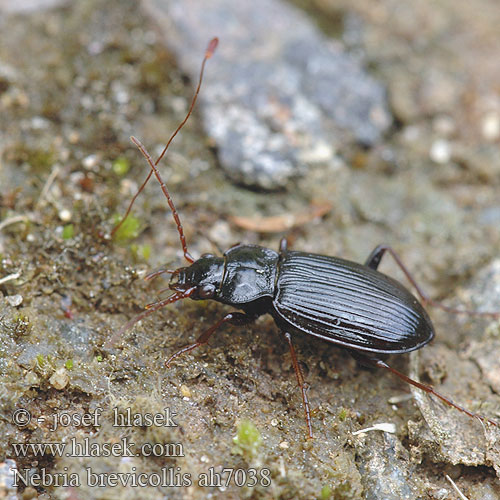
left=364, top=244, right=386, bottom=270
left=354, top=353, right=499, bottom=428
left=364, top=245, right=439, bottom=303
left=282, top=331, right=313, bottom=439
left=365, top=244, right=500, bottom=318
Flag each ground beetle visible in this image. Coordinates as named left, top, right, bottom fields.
left=108, top=38, right=500, bottom=438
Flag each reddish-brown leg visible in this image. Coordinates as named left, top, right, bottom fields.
left=104, top=289, right=195, bottom=348
left=165, top=312, right=255, bottom=367
left=365, top=244, right=500, bottom=318
left=355, top=354, right=499, bottom=428
left=283, top=331, right=313, bottom=439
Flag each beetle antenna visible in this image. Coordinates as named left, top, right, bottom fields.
left=131, top=136, right=194, bottom=263
left=111, top=37, right=219, bottom=262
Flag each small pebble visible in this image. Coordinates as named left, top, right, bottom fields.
left=59, top=208, right=72, bottom=222
left=180, top=384, right=192, bottom=398
left=82, top=154, right=99, bottom=169
left=5, top=294, right=23, bottom=307
left=481, top=111, right=500, bottom=141
left=24, top=371, right=40, bottom=387
left=430, top=139, right=451, bottom=164
left=49, top=367, right=69, bottom=390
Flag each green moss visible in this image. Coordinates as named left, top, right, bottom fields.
left=36, top=353, right=45, bottom=367
left=111, top=213, right=141, bottom=243
left=13, top=313, right=31, bottom=336
left=320, top=484, right=332, bottom=500
left=232, top=420, right=262, bottom=460
left=130, top=243, right=151, bottom=262
left=5, top=144, right=55, bottom=172
left=65, top=359, right=74, bottom=370
left=34, top=354, right=56, bottom=378
left=112, top=156, right=130, bottom=176
left=62, top=223, right=75, bottom=239
left=338, top=408, right=347, bottom=422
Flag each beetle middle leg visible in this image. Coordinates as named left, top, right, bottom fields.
left=165, top=312, right=255, bottom=367
left=282, top=331, right=313, bottom=439
left=351, top=352, right=498, bottom=427
left=365, top=244, right=500, bottom=318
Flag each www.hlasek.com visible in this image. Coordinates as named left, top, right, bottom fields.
left=12, top=437, right=184, bottom=459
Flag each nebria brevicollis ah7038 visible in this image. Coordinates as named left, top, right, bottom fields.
left=107, top=38, right=500, bottom=438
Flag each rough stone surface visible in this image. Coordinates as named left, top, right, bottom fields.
left=141, top=0, right=391, bottom=189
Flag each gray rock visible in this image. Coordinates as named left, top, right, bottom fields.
left=141, top=0, right=391, bottom=189
left=0, top=0, right=68, bottom=14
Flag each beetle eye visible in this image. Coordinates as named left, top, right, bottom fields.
left=198, top=284, right=216, bottom=299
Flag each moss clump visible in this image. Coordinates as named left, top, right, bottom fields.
left=130, top=243, right=151, bottom=262
left=232, top=420, right=262, bottom=460
left=12, top=313, right=32, bottom=336
left=111, top=214, right=141, bottom=243
left=320, top=484, right=332, bottom=499
left=34, top=354, right=56, bottom=378
left=5, top=144, right=55, bottom=172
left=62, top=223, right=75, bottom=239
left=112, top=156, right=130, bottom=176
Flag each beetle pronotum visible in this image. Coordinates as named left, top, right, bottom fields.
left=107, top=38, right=500, bottom=438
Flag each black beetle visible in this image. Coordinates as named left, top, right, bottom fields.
left=108, top=38, right=500, bottom=438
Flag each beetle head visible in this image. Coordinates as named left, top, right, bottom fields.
left=169, top=254, right=224, bottom=300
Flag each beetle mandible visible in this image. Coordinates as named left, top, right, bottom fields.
left=108, top=38, right=500, bottom=438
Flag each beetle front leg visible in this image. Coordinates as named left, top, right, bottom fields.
left=165, top=312, right=255, bottom=367
left=352, top=353, right=499, bottom=428
left=364, top=244, right=500, bottom=318
left=282, top=331, right=313, bottom=439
